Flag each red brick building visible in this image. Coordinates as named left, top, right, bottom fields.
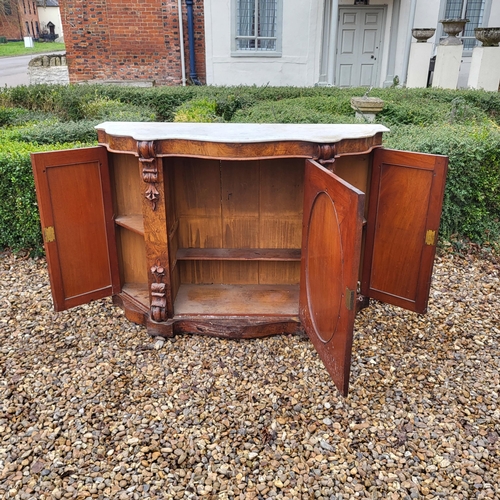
left=58, top=0, right=205, bottom=86
left=1, top=0, right=41, bottom=40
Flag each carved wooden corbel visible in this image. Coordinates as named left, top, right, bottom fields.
left=316, top=144, right=336, bottom=169
left=138, top=140, right=160, bottom=210
left=150, top=260, right=167, bottom=322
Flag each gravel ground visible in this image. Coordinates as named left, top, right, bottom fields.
left=1, top=250, right=499, bottom=500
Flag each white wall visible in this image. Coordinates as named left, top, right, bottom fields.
left=394, top=0, right=441, bottom=86
left=37, top=6, right=63, bottom=39
left=413, top=0, right=440, bottom=30
left=488, top=0, right=500, bottom=25
left=204, top=0, right=324, bottom=86
left=204, top=0, right=498, bottom=88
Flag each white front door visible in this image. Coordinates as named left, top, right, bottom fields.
left=336, top=7, right=384, bottom=87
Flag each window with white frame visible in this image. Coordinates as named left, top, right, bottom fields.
left=443, top=0, right=485, bottom=49
left=234, top=0, right=281, bottom=54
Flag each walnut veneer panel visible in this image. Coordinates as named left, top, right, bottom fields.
left=110, top=153, right=142, bottom=217
left=117, top=227, right=148, bottom=286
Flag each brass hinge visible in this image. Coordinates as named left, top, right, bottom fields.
left=44, top=226, right=55, bottom=242
left=425, top=229, right=436, bottom=246
left=345, top=287, right=355, bottom=311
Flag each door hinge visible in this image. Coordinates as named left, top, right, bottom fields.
left=44, top=226, right=56, bottom=242
left=345, top=287, right=355, bottom=311
left=425, top=229, right=436, bottom=246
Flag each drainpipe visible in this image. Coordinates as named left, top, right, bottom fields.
left=177, top=0, right=187, bottom=86
left=185, top=0, right=202, bottom=85
left=401, top=0, right=417, bottom=86
left=327, top=0, right=339, bottom=85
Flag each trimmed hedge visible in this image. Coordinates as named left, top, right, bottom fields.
left=231, top=98, right=357, bottom=124
left=385, top=124, right=500, bottom=244
left=0, top=139, right=87, bottom=255
left=2, top=84, right=500, bottom=125
left=11, top=120, right=100, bottom=145
left=174, top=98, right=222, bottom=123
left=1, top=85, right=500, bottom=253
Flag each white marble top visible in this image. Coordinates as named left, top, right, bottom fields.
left=96, top=122, right=389, bottom=144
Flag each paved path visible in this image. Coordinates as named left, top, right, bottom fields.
left=0, top=51, right=66, bottom=87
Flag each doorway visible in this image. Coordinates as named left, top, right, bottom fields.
left=336, top=7, right=385, bottom=87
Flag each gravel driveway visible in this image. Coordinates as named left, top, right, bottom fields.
left=1, top=251, right=499, bottom=499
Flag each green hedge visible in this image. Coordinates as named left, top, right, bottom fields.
left=2, top=84, right=499, bottom=125
left=385, top=124, right=500, bottom=244
left=0, top=139, right=87, bottom=255
left=1, top=85, right=500, bottom=253
left=11, top=120, right=100, bottom=145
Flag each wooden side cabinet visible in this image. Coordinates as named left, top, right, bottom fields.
left=31, top=123, right=448, bottom=395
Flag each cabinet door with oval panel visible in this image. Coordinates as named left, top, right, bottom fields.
left=300, top=159, right=365, bottom=396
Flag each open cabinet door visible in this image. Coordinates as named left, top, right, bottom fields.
left=32, top=147, right=120, bottom=311
left=361, top=148, right=448, bottom=313
left=300, top=160, right=365, bottom=396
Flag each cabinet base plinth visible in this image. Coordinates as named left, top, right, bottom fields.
left=146, top=318, right=175, bottom=337
left=113, top=293, right=147, bottom=325
left=114, top=291, right=303, bottom=339
left=169, top=318, right=303, bottom=339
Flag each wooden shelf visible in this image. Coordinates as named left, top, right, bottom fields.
left=176, top=248, right=301, bottom=261
left=174, top=284, right=299, bottom=316
left=115, top=215, right=144, bottom=235
left=122, top=282, right=149, bottom=308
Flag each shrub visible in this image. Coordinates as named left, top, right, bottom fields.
left=1, top=85, right=500, bottom=251
left=379, top=98, right=452, bottom=126
left=212, top=92, right=255, bottom=121
left=80, top=96, right=157, bottom=121
left=0, top=84, right=59, bottom=113
left=0, top=84, right=201, bottom=122
left=12, top=120, right=100, bottom=145
left=231, top=98, right=357, bottom=124
left=0, top=139, right=85, bottom=255
left=173, top=98, right=221, bottom=122
left=0, top=106, right=25, bottom=126
left=2, top=84, right=500, bottom=123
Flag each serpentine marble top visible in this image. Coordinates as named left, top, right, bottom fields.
left=96, top=122, right=389, bottom=144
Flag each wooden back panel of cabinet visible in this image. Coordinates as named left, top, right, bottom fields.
left=333, top=154, right=371, bottom=215
left=165, top=157, right=304, bottom=289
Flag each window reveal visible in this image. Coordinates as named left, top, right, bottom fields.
left=236, top=0, right=278, bottom=51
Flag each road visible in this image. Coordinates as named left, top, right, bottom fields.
left=0, top=54, right=32, bottom=87
left=0, top=52, right=66, bottom=87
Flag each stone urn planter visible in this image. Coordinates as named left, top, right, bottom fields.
left=474, top=27, right=500, bottom=47
left=412, top=28, right=435, bottom=43
left=350, top=96, right=384, bottom=123
left=439, top=19, right=468, bottom=45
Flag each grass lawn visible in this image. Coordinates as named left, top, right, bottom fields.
left=0, top=41, right=65, bottom=57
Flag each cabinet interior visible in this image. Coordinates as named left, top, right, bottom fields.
left=110, top=153, right=148, bottom=306
left=166, top=157, right=304, bottom=316
left=111, top=152, right=371, bottom=318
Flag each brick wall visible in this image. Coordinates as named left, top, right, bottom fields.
left=0, top=0, right=41, bottom=40
left=58, top=0, right=205, bottom=86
